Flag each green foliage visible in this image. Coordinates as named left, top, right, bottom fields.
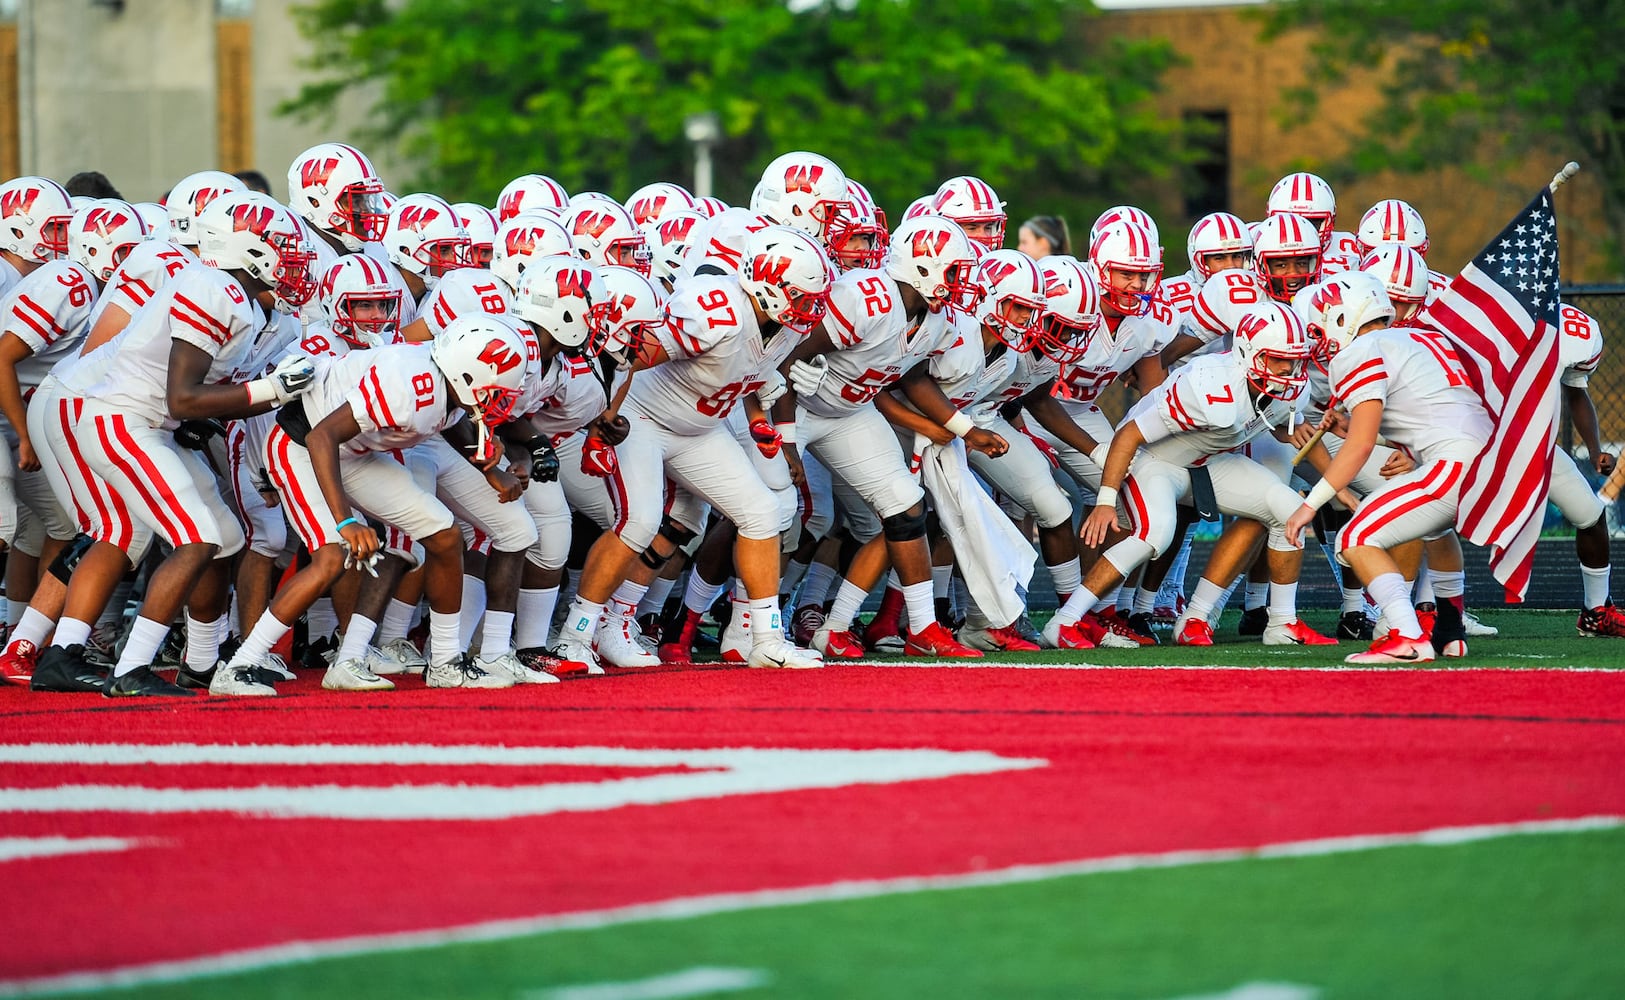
left=1262, top=0, right=1625, bottom=266
left=282, top=0, right=1185, bottom=235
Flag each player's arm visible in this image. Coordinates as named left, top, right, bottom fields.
left=1019, top=379, right=1100, bottom=458
left=1160, top=331, right=1205, bottom=368
left=398, top=316, right=432, bottom=343
left=1285, top=400, right=1383, bottom=545
left=1566, top=384, right=1614, bottom=475
left=1128, top=353, right=1167, bottom=395
left=0, top=334, right=37, bottom=470
left=895, top=360, right=1007, bottom=457
left=1080, top=420, right=1147, bottom=548
left=303, top=406, right=377, bottom=558
left=167, top=341, right=282, bottom=420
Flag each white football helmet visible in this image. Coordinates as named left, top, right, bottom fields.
left=1233, top=301, right=1312, bottom=404
left=196, top=191, right=318, bottom=307
left=1088, top=220, right=1163, bottom=316
left=317, top=254, right=403, bottom=348
left=1292, top=271, right=1393, bottom=364
left=1356, top=198, right=1429, bottom=258
left=1186, top=211, right=1254, bottom=281
left=431, top=314, right=529, bottom=427
left=1253, top=212, right=1323, bottom=303
left=885, top=215, right=981, bottom=312
left=1034, top=255, right=1102, bottom=363
left=641, top=208, right=706, bottom=286
left=829, top=177, right=888, bottom=271
left=131, top=202, right=168, bottom=237
left=694, top=196, right=728, bottom=218
left=974, top=249, right=1048, bottom=349
left=739, top=225, right=837, bottom=334
left=625, top=182, right=697, bottom=228
left=932, top=175, right=1006, bottom=250
left=496, top=174, right=570, bottom=222
left=452, top=203, right=499, bottom=269
left=491, top=211, right=574, bottom=292
left=563, top=200, right=652, bottom=276
left=0, top=176, right=74, bottom=262
left=1267, top=172, right=1337, bottom=250
left=383, top=193, right=471, bottom=288
left=512, top=256, right=610, bottom=351
left=166, top=171, right=247, bottom=248
left=593, top=266, right=665, bottom=364
left=1359, top=243, right=1430, bottom=324
left=286, top=142, right=388, bottom=251
left=1090, top=205, right=1159, bottom=249
left=68, top=199, right=147, bottom=282
left=750, top=151, right=852, bottom=244
left=902, top=195, right=937, bottom=223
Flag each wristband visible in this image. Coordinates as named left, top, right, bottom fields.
left=778, top=422, right=797, bottom=444
left=1095, top=486, right=1119, bottom=509
left=944, top=411, right=975, bottom=438
left=1304, top=479, right=1338, bottom=512
left=335, top=517, right=360, bottom=532
left=245, top=378, right=276, bottom=406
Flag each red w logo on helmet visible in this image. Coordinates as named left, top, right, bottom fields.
left=0, top=187, right=39, bottom=219
left=1310, top=281, right=1344, bottom=312
left=658, top=215, right=697, bottom=243
left=231, top=203, right=276, bottom=235
left=784, top=165, right=824, bottom=195
left=298, top=157, right=342, bottom=191
left=504, top=227, right=537, bottom=257
left=396, top=206, right=438, bottom=233
left=602, top=292, right=634, bottom=325
left=498, top=191, right=525, bottom=220
left=982, top=259, right=1019, bottom=287
left=476, top=338, right=522, bottom=375
left=555, top=267, right=591, bottom=300
left=572, top=212, right=614, bottom=240
left=628, top=197, right=665, bottom=226
left=751, top=253, right=792, bottom=285
left=84, top=207, right=130, bottom=234
left=1236, top=312, right=1270, bottom=343
left=911, top=229, right=951, bottom=258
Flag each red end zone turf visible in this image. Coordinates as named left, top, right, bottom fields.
left=2, top=665, right=1623, bottom=981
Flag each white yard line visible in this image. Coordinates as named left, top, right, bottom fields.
left=2, top=814, right=1618, bottom=997
left=0, top=837, right=144, bottom=864
left=521, top=967, right=770, bottom=1000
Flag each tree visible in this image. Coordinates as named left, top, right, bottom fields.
left=283, top=0, right=1186, bottom=234
left=1263, top=0, right=1625, bottom=265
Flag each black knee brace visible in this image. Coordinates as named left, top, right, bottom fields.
left=48, top=534, right=96, bottom=585
left=881, top=506, right=927, bottom=543
left=657, top=515, right=697, bottom=548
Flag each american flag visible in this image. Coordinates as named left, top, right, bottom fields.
left=1425, top=188, right=1562, bottom=602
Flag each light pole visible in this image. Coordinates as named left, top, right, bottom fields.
left=683, top=111, right=721, bottom=199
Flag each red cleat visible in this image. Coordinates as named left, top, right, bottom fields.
left=1262, top=618, right=1338, bottom=646
left=1414, top=602, right=1437, bottom=641
left=656, top=608, right=703, bottom=665
left=1174, top=618, right=1214, bottom=646
left=1345, top=629, right=1435, bottom=664
left=1578, top=602, right=1625, bottom=638
left=1107, top=611, right=1158, bottom=646
left=0, top=639, right=39, bottom=683
left=904, top=621, right=982, bottom=658
left=985, top=625, right=1040, bottom=652
left=813, top=627, right=866, bottom=660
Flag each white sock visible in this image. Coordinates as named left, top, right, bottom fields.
left=336, top=615, right=376, bottom=664
left=428, top=610, right=461, bottom=666
left=97, top=580, right=133, bottom=634
left=612, top=580, right=649, bottom=617
left=1413, top=570, right=1435, bottom=605
left=52, top=617, right=93, bottom=651
left=930, top=565, right=952, bottom=600
left=1047, top=558, right=1081, bottom=600
left=7, top=599, right=26, bottom=628
left=825, top=579, right=868, bottom=632
left=684, top=571, right=726, bottom=616
left=1133, top=587, right=1157, bottom=615
left=378, top=599, right=415, bottom=644
left=11, top=607, right=54, bottom=648
left=1184, top=578, right=1227, bottom=625
left=1341, top=586, right=1365, bottom=614
left=799, top=562, right=838, bottom=609
left=1428, top=569, right=1465, bottom=601
left=748, top=597, right=783, bottom=638
left=638, top=576, right=676, bottom=619
left=458, top=574, right=487, bottom=649
left=231, top=611, right=290, bottom=668
left=561, top=598, right=604, bottom=646
left=184, top=613, right=224, bottom=671
left=1369, top=572, right=1423, bottom=639
left=516, top=587, right=558, bottom=649
left=1053, top=585, right=1100, bottom=627
left=1267, top=580, right=1298, bottom=627
left=779, top=559, right=810, bottom=603
left=308, top=597, right=338, bottom=643
left=1581, top=564, right=1611, bottom=611
left=1243, top=581, right=1269, bottom=611
left=902, top=581, right=934, bottom=634
left=481, top=610, right=515, bottom=658
left=114, top=616, right=171, bottom=677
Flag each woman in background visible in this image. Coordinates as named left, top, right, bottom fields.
left=1018, top=215, right=1070, bottom=257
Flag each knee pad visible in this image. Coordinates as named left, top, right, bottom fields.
left=881, top=505, right=927, bottom=543
left=47, top=533, right=96, bottom=585
left=657, top=514, right=697, bottom=549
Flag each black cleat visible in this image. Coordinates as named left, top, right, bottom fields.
left=1432, top=599, right=1467, bottom=658
left=103, top=663, right=195, bottom=697
left=175, top=662, right=217, bottom=690
left=1238, top=606, right=1269, bottom=637
left=302, top=635, right=337, bottom=672
left=152, top=629, right=186, bottom=671
left=30, top=645, right=109, bottom=693
left=1123, top=612, right=1159, bottom=642
left=1337, top=610, right=1375, bottom=642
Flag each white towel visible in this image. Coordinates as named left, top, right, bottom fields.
left=914, top=434, right=1036, bottom=628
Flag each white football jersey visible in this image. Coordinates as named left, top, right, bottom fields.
left=82, top=266, right=271, bottom=429
left=291, top=320, right=354, bottom=362
left=0, top=259, right=100, bottom=393
left=1161, top=270, right=1201, bottom=325
left=677, top=208, right=773, bottom=281
left=803, top=269, right=958, bottom=419
left=0, top=257, right=20, bottom=299
left=626, top=275, right=792, bottom=435
left=928, top=313, right=995, bottom=409
left=88, top=240, right=195, bottom=329
left=527, top=352, right=623, bottom=443
left=418, top=267, right=513, bottom=337
left=1127, top=353, right=1295, bottom=467
left=1321, top=230, right=1362, bottom=275
left=1329, top=327, right=1491, bottom=463
left=1052, top=269, right=1175, bottom=405
left=1558, top=304, right=1603, bottom=390
left=298, top=342, right=452, bottom=457
left=1188, top=270, right=1271, bottom=345
left=968, top=343, right=1062, bottom=422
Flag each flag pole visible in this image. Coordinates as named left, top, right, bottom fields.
left=1550, top=161, right=1580, bottom=192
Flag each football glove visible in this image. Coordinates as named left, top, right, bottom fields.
left=581, top=433, right=618, bottom=478
left=749, top=418, right=782, bottom=459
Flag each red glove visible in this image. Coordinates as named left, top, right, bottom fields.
left=1020, top=427, right=1060, bottom=469
left=749, top=418, right=782, bottom=459
left=581, top=433, right=618, bottom=478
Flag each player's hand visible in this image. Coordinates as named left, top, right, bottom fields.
left=749, top=418, right=782, bottom=459
left=1081, top=503, right=1118, bottom=549
left=485, top=466, right=523, bottom=502
left=506, top=458, right=530, bottom=492
left=172, top=419, right=225, bottom=452
left=966, top=427, right=1007, bottom=457
left=268, top=354, right=317, bottom=403
left=1285, top=504, right=1315, bottom=548
left=339, top=520, right=379, bottom=561
left=581, top=433, right=618, bottom=478
left=15, top=437, right=39, bottom=472
left=1596, top=452, right=1616, bottom=476
left=1288, top=422, right=1319, bottom=450
left=594, top=413, right=630, bottom=446
left=783, top=444, right=805, bottom=487
left=789, top=355, right=828, bottom=396
left=1319, top=408, right=1350, bottom=438
left=1336, top=487, right=1361, bottom=512
left=531, top=444, right=561, bottom=483
left=1379, top=450, right=1415, bottom=478
left=755, top=370, right=788, bottom=408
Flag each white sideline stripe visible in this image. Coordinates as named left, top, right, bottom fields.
left=849, top=659, right=1624, bottom=673
left=0, top=836, right=142, bottom=863
left=2, top=814, right=1617, bottom=998
left=523, top=967, right=770, bottom=1000
left=1166, top=983, right=1318, bottom=1000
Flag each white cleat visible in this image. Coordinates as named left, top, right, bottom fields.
left=1461, top=611, right=1498, bottom=637
left=259, top=652, right=296, bottom=681
left=747, top=633, right=823, bottom=669
left=368, top=638, right=428, bottom=676
left=424, top=655, right=514, bottom=689
left=321, top=657, right=396, bottom=691
left=478, top=651, right=559, bottom=684
left=596, top=615, right=660, bottom=668
left=628, top=615, right=659, bottom=655
left=720, top=601, right=752, bottom=663
left=209, top=661, right=278, bottom=697
left=553, top=635, right=604, bottom=676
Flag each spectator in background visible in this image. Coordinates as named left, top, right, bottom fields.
left=234, top=169, right=273, bottom=195
left=1018, top=215, right=1070, bottom=258
left=65, top=171, right=121, bottom=199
